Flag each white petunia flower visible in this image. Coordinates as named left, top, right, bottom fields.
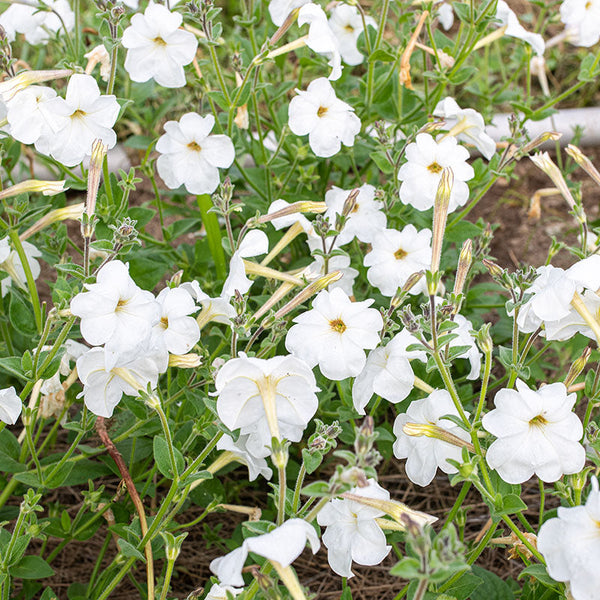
left=122, top=2, right=198, bottom=88
left=268, top=199, right=314, bottom=233
left=268, top=0, right=309, bottom=26
left=182, top=281, right=236, bottom=329
left=397, top=133, right=474, bottom=212
left=436, top=1, right=454, bottom=30
left=304, top=253, right=358, bottom=297
left=76, top=346, right=164, bottom=418
left=495, top=0, right=545, bottom=56
left=544, top=289, right=600, bottom=341
left=288, top=77, right=361, bottom=158
left=205, top=583, right=243, bottom=600
left=6, top=86, right=57, bottom=146
left=216, top=434, right=273, bottom=481
left=152, top=287, right=200, bottom=355
left=215, top=353, right=319, bottom=458
left=38, top=74, right=120, bottom=167
left=285, top=287, right=383, bottom=380
left=450, top=314, right=482, bottom=380
left=433, top=97, right=496, bottom=160
left=352, top=330, right=426, bottom=415
left=222, top=230, right=269, bottom=298
left=393, top=390, right=471, bottom=487
left=324, top=184, right=387, bottom=245
left=0, top=237, right=42, bottom=297
left=538, top=477, right=600, bottom=600
left=0, top=387, right=22, bottom=425
left=482, top=379, right=585, bottom=484
left=210, top=519, right=320, bottom=588
left=560, top=0, right=600, bottom=47
left=298, top=4, right=342, bottom=80
left=0, top=0, right=74, bottom=45
left=70, top=260, right=160, bottom=369
left=156, top=113, right=235, bottom=195
left=364, top=225, right=432, bottom=297
left=328, top=4, right=376, bottom=66
left=317, top=479, right=391, bottom=578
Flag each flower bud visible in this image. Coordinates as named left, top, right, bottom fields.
left=160, top=531, right=188, bottom=562
left=0, top=179, right=67, bottom=199
left=168, top=353, right=202, bottom=368
left=430, top=167, right=454, bottom=287
left=482, top=258, right=503, bottom=279
left=0, top=68, right=72, bottom=101
left=521, top=131, right=561, bottom=155
left=564, top=346, right=591, bottom=388
left=402, top=422, right=475, bottom=452
left=257, top=201, right=327, bottom=224
left=566, top=144, right=600, bottom=188
left=20, top=203, right=83, bottom=241
left=452, top=239, right=472, bottom=297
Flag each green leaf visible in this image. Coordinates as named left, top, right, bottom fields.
left=369, top=48, right=396, bottom=63
left=389, top=556, right=422, bottom=578
left=302, top=449, right=323, bottom=475
left=470, top=566, right=515, bottom=600
left=301, top=481, right=331, bottom=497
left=371, top=151, right=394, bottom=174
left=117, top=539, right=146, bottom=561
left=578, top=53, right=600, bottom=82
left=8, top=293, right=36, bottom=336
left=491, top=493, right=527, bottom=518
left=9, top=555, right=55, bottom=579
left=153, top=436, right=184, bottom=479
left=444, top=572, right=482, bottom=600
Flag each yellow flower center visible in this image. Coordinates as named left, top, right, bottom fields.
left=115, top=298, right=128, bottom=312
left=351, top=203, right=360, bottom=213
left=330, top=318, right=347, bottom=333
left=394, top=248, right=408, bottom=260
left=317, top=106, right=328, bottom=118
left=71, top=109, right=86, bottom=119
left=153, top=36, right=167, bottom=46
left=427, top=162, right=442, bottom=174
left=187, top=141, right=202, bottom=152
left=345, top=24, right=355, bottom=32
left=585, top=1, right=592, bottom=9
left=529, top=414, right=548, bottom=428
left=160, top=316, right=169, bottom=329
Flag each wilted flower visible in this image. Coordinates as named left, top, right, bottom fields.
left=324, top=184, right=387, bottom=245
left=560, top=0, right=600, bottom=47
left=76, top=347, right=164, bottom=418
left=328, top=4, right=376, bottom=66
left=298, top=4, right=342, bottom=80
left=393, top=390, right=471, bottom=487
left=122, top=2, right=198, bottom=88
left=352, top=330, right=427, bottom=415
left=397, top=133, right=474, bottom=212
left=538, top=477, right=600, bottom=600
left=482, top=379, right=585, bottom=484
left=433, top=97, right=496, bottom=160
left=157, top=113, right=235, bottom=195
left=70, top=260, right=160, bottom=369
left=215, top=353, right=319, bottom=458
left=364, top=225, right=432, bottom=297
left=285, top=287, right=383, bottom=380
left=210, top=519, right=320, bottom=587
left=288, top=77, right=361, bottom=158
left=317, top=479, right=391, bottom=578
left=0, top=387, right=22, bottom=425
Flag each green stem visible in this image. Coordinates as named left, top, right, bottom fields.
left=159, top=559, right=176, bottom=600
left=196, top=194, right=227, bottom=281
left=475, top=348, right=493, bottom=422
left=277, top=463, right=287, bottom=525
left=443, top=481, right=471, bottom=527
left=432, top=353, right=470, bottom=427
left=366, top=0, right=391, bottom=109
left=292, top=462, right=306, bottom=514
left=152, top=398, right=179, bottom=481
left=8, top=229, right=42, bottom=333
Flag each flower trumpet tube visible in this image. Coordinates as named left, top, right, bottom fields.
left=402, top=422, right=476, bottom=453
left=256, top=201, right=327, bottom=225
left=570, top=291, right=600, bottom=345
left=242, top=260, right=305, bottom=286
left=0, top=68, right=72, bottom=101
left=20, top=203, right=83, bottom=241
left=261, top=222, right=306, bottom=266
left=566, top=143, right=600, bottom=188
left=168, top=353, right=202, bottom=369
left=340, top=492, right=437, bottom=528
left=270, top=562, right=307, bottom=600
left=0, top=179, right=67, bottom=200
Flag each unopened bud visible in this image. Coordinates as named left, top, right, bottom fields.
left=160, top=531, right=188, bottom=562
left=341, top=189, right=360, bottom=218
left=20, top=203, right=83, bottom=241
left=564, top=346, right=592, bottom=388
left=270, top=437, right=289, bottom=469
left=521, top=131, right=561, bottom=155
left=566, top=144, right=600, bottom=188
left=168, top=353, right=202, bottom=368
left=430, top=168, right=454, bottom=284
left=475, top=323, right=493, bottom=354
left=0, top=68, right=72, bottom=101
left=257, top=201, right=327, bottom=224
left=453, top=239, right=472, bottom=297
left=482, top=258, right=503, bottom=279
left=0, top=179, right=67, bottom=199
left=402, top=422, right=475, bottom=452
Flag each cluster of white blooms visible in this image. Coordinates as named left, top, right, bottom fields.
left=70, top=260, right=202, bottom=417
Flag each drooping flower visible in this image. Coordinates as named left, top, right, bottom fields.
left=268, top=0, right=309, bottom=26
left=397, top=133, right=474, bottom=212
left=495, top=0, right=545, bottom=56
left=76, top=346, right=165, bottom=418
left=288, top=77, right=361, bottom=158
left=0, top=0, right=74, bottom=45
left=352, top=330, right=426, bottom=415
left=285, top=287, right=383, bottom=380
left=560, top=0, right=600, bottom=47
left=393, top=390, right=471, bottom=487
left=317, top=479, right=391, bottom=578
left=364, top=226, right=432, bottom=297
left=70, top=260, right=160, bottom=369
left=122, top=2, right=198, bottom=88
left=222, top=230, right=269, bottom=298
left=298, top=4, right=342, bottom=80
left=210, top=520, right=320, bottom=588
left=328, top=4, right=376, bottom=66
left=324, top=184, right=387, bottom=245
left=537, top=477, right=600, bottom=600
left=37, top=74, right=120, bottom=166
left=0, top=387, right=22, bottom=425
left=215, top=353, right=319, bottom=458
left=156, top=113, right=235, bottom=195
left=433, top=97, right=496, bottom=160
left=0, top=237, right=42, bottom=296
left=213, top=434, right=273, bottom=481
left=152, top=287, right=200, bottom=355
left=482, top=379, right=585, bottom=484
